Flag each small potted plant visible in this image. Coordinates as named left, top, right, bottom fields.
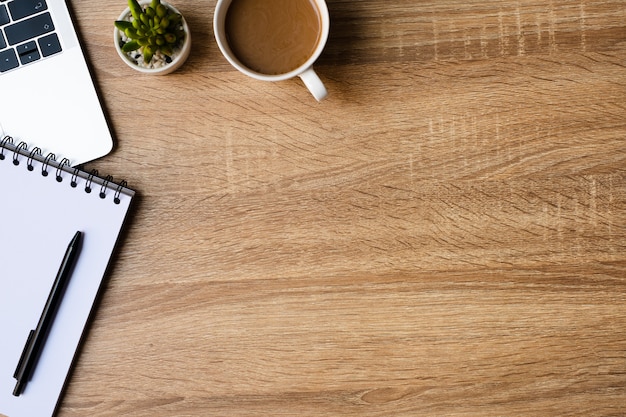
left=114, top=0, right=191, bottom=75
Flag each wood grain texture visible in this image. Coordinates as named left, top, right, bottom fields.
left=54, top=0, right=625, bottom=415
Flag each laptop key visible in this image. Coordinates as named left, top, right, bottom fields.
left=0, top=32, right=5, bottom=50
left=0, top=48, right=19, bottom=72
left=18, top=44, right=39, bottom=64
left=0, top=5, right=9, bottom=26
left=8, top=0, right=48, bottom=21
left=4, top=12, right=54, bottom=45
left=38, top=32, right=61, bottom=56
left=16, top=39, right=36, bottom=54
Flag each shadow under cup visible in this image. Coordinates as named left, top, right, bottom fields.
left=214, top=0, right=330, bottom=101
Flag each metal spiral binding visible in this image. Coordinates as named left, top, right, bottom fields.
left=114, top=180, right=128, bottom=205
left=85, top=169, right=98, bottom=194
left=27, top=147, right=42, bottom=171
left=0, top=135, right=131, bottom=205
left=100, top=175, right=113, bottom=199
left=71, top=166, right=80, bottom=188
left=56, top=158, right=71, bottom=182
left=0, top=136, right=13, bottom=159
left=41, top=152, right=56, bottom=177
left=12, top=142, right=27, bottom=166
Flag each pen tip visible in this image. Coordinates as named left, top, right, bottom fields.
left=13, top=380, right=23, bottom=396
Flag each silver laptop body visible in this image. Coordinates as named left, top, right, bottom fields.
left=0, top=0, right=113, bottom=165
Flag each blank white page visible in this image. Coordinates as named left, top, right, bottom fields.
left=0, top=139, right=134, bottom=417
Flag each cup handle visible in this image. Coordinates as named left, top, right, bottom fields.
left=299, top=67, right=328, bottom=101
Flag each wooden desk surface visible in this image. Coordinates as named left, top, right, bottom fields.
left=59, top=0, right=625, bottom=415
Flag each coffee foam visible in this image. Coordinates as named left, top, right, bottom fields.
left=225, top=0, right=321, bottom=75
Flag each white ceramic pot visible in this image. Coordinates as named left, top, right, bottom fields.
left=114, top=0, right=191, bottom=75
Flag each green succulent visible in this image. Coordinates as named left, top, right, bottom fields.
left=115, top=0, right=185, bottom=64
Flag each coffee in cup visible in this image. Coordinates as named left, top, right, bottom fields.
left=214, top=0, right=329, bottom=101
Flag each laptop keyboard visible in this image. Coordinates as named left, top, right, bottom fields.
left=0, top=0, right=62, bottom=73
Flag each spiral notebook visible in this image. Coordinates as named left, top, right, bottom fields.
left=0, top=137, right=135, bottom=417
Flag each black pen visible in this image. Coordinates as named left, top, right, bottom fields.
left=13, top=231, right=83, bottom=396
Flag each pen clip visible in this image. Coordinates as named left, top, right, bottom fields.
left=14, top=329, right=35, bottom=379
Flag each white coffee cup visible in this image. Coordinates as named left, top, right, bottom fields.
left=213, top=0, right=330, bottom=101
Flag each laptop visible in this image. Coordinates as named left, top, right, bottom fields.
left=0, top=0, right=113, bottom=165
